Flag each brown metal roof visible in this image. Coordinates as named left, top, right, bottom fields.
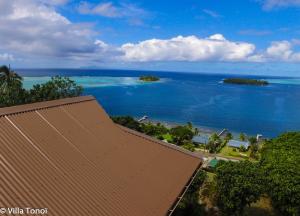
left=0, top=96, right=201, bottom=216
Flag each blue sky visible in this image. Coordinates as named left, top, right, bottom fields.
left=63, top=0, right=300, bottom=48
left=0, top=0, right=300, bottom=76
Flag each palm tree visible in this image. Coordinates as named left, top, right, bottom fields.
left=0, top=65, right=22, bottom=93
left=0, top=65, right=25, bottom=107
left=239, top=133, right=246, bottom=141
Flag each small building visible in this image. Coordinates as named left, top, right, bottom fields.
left=208, top=158, right=219, bottom=169
left=228, top=139, right=250, bottom=149
left=192, top=135, right=210, bottom=145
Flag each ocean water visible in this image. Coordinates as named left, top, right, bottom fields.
left=23, top=76, right=168, bottom=89
left=19, top=69, right=300, bottom=138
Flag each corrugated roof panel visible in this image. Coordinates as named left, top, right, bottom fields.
left=228, top=140, right=250, bottom=148
left=47, top=102, right=199, bottom=216
left=0, top=96, right=201, bottom=216
left=192, top=135, right=209, bottom=144
left=0, top=117, right=84, bottom=216
left=8, top=112, right=130, bottom=216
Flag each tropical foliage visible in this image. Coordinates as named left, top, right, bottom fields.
left=260, top=132, right=300, bottom=215
left=111, top=116, right=142, bottom=132
left=211, top=132, right=300, bottom=216
left=173, top=170, right=207, bottom=216
left=206, top=133, right=222, bottom=153
left=170, top=125, right=194, bottom=145
left=112, top=116, right=197, bottom=151
left=215, top=161, right=263, bottom=216
left=139, top=75, right=160, bottom=82
left=223, top=78, right=269, bottom=86
left=0, top=65, right=27, bottom=107
left=0, top=65, right=83, bottom=108
left=142, top=122, right=169, bottom=136
left=28, top=76, right=82, bottom=103
left=239, top=132, right=246, bottom=141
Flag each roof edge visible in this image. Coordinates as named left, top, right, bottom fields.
left=168, top=162, right=202, bottom=216
left=0, top=96, right=95, bottom=117
left=118, top=125, right=202, bottom=160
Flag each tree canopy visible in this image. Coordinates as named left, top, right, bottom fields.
left=170, top=125, right=194, bottom=145
left=0, top=66, right=83, bottom=108
left=215, top=160, right=263, bottom=216
left=28, top=76, right=83, bottom=103
left=111, top=116, right=142, bottom=132
left=0, top=65, right=27, bottom=107
left=260, top=132, right=300, bottom=215
left=207, top=133, right=222, bottom=153
left=173, top=170, right=207, bottom=216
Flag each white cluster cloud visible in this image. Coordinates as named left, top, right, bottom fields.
left=262, top=0, right=300, bottom=10
left=119, top=36, right=300, bottom=63
left=120, top=34, right=256, bottom=62
left=265, top=41, right=300, bottom=61
left=0, top=0, right=113, bottom=63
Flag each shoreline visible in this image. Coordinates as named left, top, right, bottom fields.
left=137, top=118, right=244, bottom=138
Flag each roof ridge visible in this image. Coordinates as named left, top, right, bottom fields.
left=0, top=96, right=95, bottom=117
left=118, top=125, right=202, bottom=159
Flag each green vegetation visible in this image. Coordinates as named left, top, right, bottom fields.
left=0, top=65, right=27, bottom=107
left=170, top=126, right=194, bottom=146
left=142, top=122, right=169, bottom=137
left=206, top=133, right=222, bottom=153
left=112, top=116, right=198, bottom=151
left=260, top=132, right=300, bottom=215
left=139, top=75, right=160, bottom=82
left=111, top=116, right=143, bottom=132
left=202, top=132, right=300, bottom=216
left=239, top=132, right=246, bottom=141
left=28, top=76, right=83, bottom=103
left=0, top=65, right=83, bottom=107
left=224, top=132, right=233, bottom=141
left=162, top=133, right=173, bottom=142
left=173, top=170, right=207, bottom=216
left=249, top=137, right=260, bottom=159
left=199, top=132, right=259, bottom=160
left=223, top=78, right=269, bottom=86
left=215, top=161, right=263, bottom=216
left=219, top=146, right=250, bottom=159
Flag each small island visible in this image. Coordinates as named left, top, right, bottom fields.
left=139, top=75, right=160, bottom=82
left=223, top=78, right=269, bottom=86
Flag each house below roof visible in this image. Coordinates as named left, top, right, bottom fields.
left=192, top=135, right=210, bottom=145
left=0, top=96, right=201, bottom=216
left=228, top=139, right=250, bottom=149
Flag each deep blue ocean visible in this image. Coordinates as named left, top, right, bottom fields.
left=19, top=69, right=300, bottom=138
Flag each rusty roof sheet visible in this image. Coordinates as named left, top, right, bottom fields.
left=0, top=96, right=201, bottom=216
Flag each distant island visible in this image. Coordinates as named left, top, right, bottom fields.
left=139, top=75, right=160, bottom=82
left=223, top=78, right=269, bottom=86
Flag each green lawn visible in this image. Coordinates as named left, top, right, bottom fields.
left=218, top=146, right=250, bottom=159
left=162, top=133, right=173, bottom=142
